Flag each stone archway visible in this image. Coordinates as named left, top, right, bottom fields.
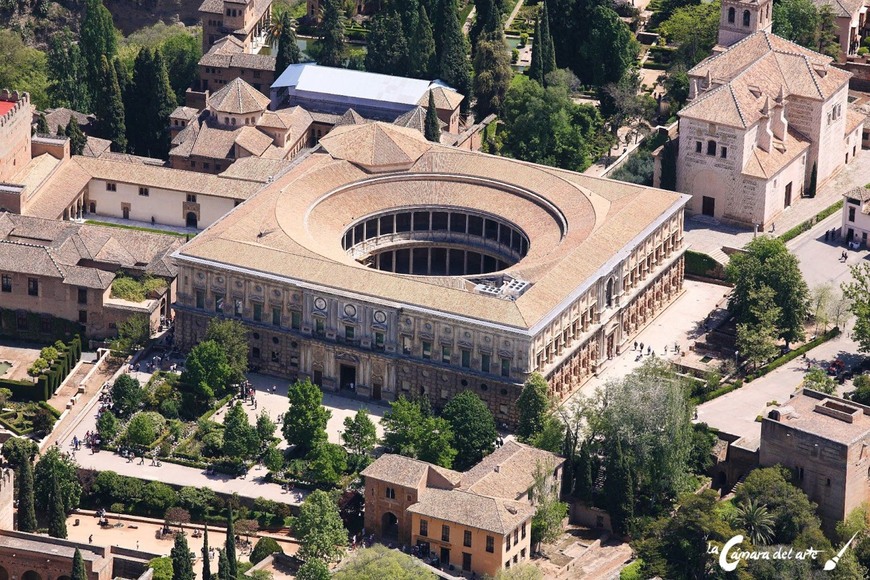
left=0, top=565, right=8, bottom=580
left=381, top=511, right=399, bottom=540
left=22, top=571, right=41, bottom=580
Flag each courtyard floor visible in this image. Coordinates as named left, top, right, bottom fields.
left=0, top=341, right=44, bottom=383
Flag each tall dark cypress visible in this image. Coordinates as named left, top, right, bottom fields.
left=437, top=0, right=472, bottom=115
left=65, top=119, right=87, bottom=156
left=80, top=0, right=117, bottom=107
left=575, top=443, right=594, bottom=502
left=275, top=11, right=301, bottom=77
left=95, top=56, right=127, bottom=152
left=150, top=48, right=178, bottom=158
left=35, top=113, right=49, bottom=135
left=225, top=505, right=237, bottom=579
left=217, top=549, right=229, bottom=580
left=540, top=0, right=557, bottom=79
left=47, top=474, right=67, bottom=538
left=528, top=18, right=544, bottom=85
left=425, top=91, right=441, bottom=142
left=127, top=48, right=154, bottom=156
left=606, top=440, right=634, bottom=536
left=413, top=3, right=437, bottom=78
left=202, top=525, right=211, bottom=580
left=318, top=0, right=346, bottom=67
left=17, top=459, right=37, bottom=532
left=114, top=58, right=130, bottom=105
left=171, top=532, right=195, bottom=580
left=71, top=548, right=87, bottom=580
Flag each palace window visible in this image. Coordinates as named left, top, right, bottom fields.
left=742, top=10, right=750, bottom=26
left=291, top=310, right=302, bottom=330
left=706, top=140, right=716, bottom=156
left=253, top=302, right=263, bottom=322
left=106, top=182, right=116, bottom=191
left=139, top=187, right=149, bottom=197
left=1, top=275, right=10, bottom=293
left=420, top=520, right=428, bottom=537
left=27, top=278, right=38, bottom=296
left=385, top=487, right=395, bottom=499
left=464, top=530, right=472, bottom=547
left=727, top=6, right=735, bottom=23
left=695, top=141, right=702, bottom=153
left=481, top=353, right=491, bottom=373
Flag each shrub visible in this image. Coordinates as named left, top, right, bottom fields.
left=250, top=537, right=283, bottom=564
left=124, top=411, right=167, bottom=447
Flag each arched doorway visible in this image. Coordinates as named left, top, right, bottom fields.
left=381, top=511, right=399, bottom=540
left=57, top=575, right=72, bottom=580
left=186, top=212, right=198, bottom=228
left=22, top=571, right=42, bottom=580
left=0, top=565, right=8, bottom=580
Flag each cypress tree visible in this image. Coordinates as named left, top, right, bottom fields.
left=276, top=11, right=301, bottom=77
left=438, top=0, right=472, bottom=115
left=318, top=0, right=346, bottom=67
left=17, top=459, right=37, bottom=533
left=80, top=0, right=117, bottom=107
left=606, top=440, right=634, bottom=536
left=47, top=474, right=67, bottom=538
left=65, top=119, right=87, bottom=156
left=56, top=124, right=65, bottom=136
left=127, top=48, right=153, bottom=156
left=225, top=505, right=237, bottom=579
left=47, top=28, right=89, bottom=111
left=71, top=548, right=87, bottom=580
left=95, top=56, right=127, bottom=152
left=425, top=91, right=441, bottom=142
left=202, top=526, right=211, bottom=580
left=114, top=58, right=130, bottom=105
left=528, top=19, right=544, bottom=85
left=171, top=532, right=195, bottom=580
left=365, top=12, right=410, bottom=75
left=808, top=162, right=818, bottom=197
left=471, top=0, right=500, bottom=52
left=35, top=113, right=49, bottom=135
left=472, top=30, right=513, bottom=118
left=412, top=3, right=437, bottom=78
left=575, top=443, right=594, bottom=502
left=151, top=49, right=178, bottom=158
left=217, top=549, right=229, bottom=580
left=540, top=0, right=556, bottom=79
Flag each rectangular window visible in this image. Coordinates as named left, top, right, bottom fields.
left=442, top=345, right=452, bottom=364
left=441, top=525, right=450, bottom=542
left=501, top=357, right=510, bottom=377
left=521, top=548, right=526, bottom=560
left=234, top=299, right=243, bottom=317
left=486, top=536, right=494, bottom=553
left=386, top=487, right=395, bottom=499
left=402, top=336, right=412, bottom=355
left=214, top=293, right=224, bottom=312
left=420, top=520, right=428, bottom=537
left=514, top=529, right=519, bottom=543
left=78, top=310, right=88, bottom=324
left=1, top=275, right=10, bottom=292
left=720, top=147, right=728, bottom=159
left=849, top=207, right=856, bottom=222
left=315, top=318, right=325, bottom=336
left=139, top=187, right=149, bottom=197
left=521, top=523, right=527, bottom=539
left=291, top=310, right=302, bottom=330
left=27, top=278, right=38, bottom=297
left=252, top=347, right=260, bottom=359
left=422, top=341, right=432, bottom=360
left=461, top=349, right=471, bottom=368
left=374, top=332, right=385, bottom=349
left=187, top=194, right=197, bottom=203
left=506, top=536, right=511, bottom=550
left=272, top=307, right=281, bottom=326
left=253, top=302, right=263, bottom=322
left=271, top=351, right=280, bottom=362
left=106, top=182, right=116, bottom=191
left=481, top=353, right=491, bottom=373
left=77, top=287, right=87, bottom=304
left=695, top=141, right=702, bottom=153
left=345, top=325, right=355, bottom=341
left=464, top=530, right=472, bottom=547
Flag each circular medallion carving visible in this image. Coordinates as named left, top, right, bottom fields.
left=197, top=272, right=205, bottom=280
left=373, top=310, right=387, bottom=324
left=405, top=318, right=412, bottom=325
left=273, top=289, right=281, bottom=297
left=344, top=304, right=357, bottom=317
left=484, top=336, right=491, bottom=343
left=216, top=276, right=224, bottom=284
left=425, top=323, right=432, bottom=330
left=255, top=285, right=262, bottom=292
left=235, top=280, right=242, bottom=288
left=464, top=332, right=471, bottom=338
left=314, top=297, right=327, bottom=311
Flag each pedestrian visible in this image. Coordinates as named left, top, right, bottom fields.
left=633, top=341, right=638, bottom=351
left=89, top=534, right=93, bottom=544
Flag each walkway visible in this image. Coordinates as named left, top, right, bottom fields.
left=84, top=216, right=199, bottom=236
left=503, top=0, right=525, bottom=30
left=685, top=148, right=870, bottom=260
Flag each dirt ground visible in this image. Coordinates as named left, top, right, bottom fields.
left=0, top=342, right=44, bottom=383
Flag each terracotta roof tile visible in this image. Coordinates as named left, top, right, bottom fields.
left=407, top=489, right=534, bottom=535
left=208, top=78, right=270, bottom=115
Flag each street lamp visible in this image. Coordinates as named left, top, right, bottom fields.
left=735, top=350, right=740, bottom=368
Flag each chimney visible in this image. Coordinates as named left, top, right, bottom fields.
left=757, top=100, right=773, bottom=152
left=770, top=93, right=788, bottom=141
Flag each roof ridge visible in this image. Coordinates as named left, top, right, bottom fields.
left=800, top=54, right=825, bottom=99
left=0, top=239, right=65, bottom=277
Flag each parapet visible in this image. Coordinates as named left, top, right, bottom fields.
left=0, top=90, right=30, bottom=129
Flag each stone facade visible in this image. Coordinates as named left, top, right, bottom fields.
left=0, top=91, right=31, bottom=184
left=200, top=0, right=272, bottom=54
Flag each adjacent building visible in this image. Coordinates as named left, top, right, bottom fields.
left=172, top=122, right=689, bottom=423
left=360, top=441, right=564, bottom=577
left=198, top=36, right=276, bottom=94
left=669, top=0, right=865, bottom=228
left=199, top=0, right=272, bottom=54
left=761, top=389, right=870, bottom=532
left=842, top=185, right=870, bottom=244
left=0, top=214, right=182, bottom=339
left=811, top=0, right=869, bottom=60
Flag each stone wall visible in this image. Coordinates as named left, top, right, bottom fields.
left=0, top=90, right=32, bottom=184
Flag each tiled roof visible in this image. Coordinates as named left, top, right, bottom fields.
left=12, top=153, right=60, bottom=192
left=218, top=157, right=293, bottom=182
left=199, top=0, right=223, bottom=14
left=40, top=108, right=94, bottom=135
left=74, top=156, right=263, bottom=200
left=844, top=185, right=870, bottom=202
left=460, top=440, right=565, bottom=500
left=764, top=389, right=870, bottom=445
left=0, top=214, right=183, bottom=288
left=742, top=127, right=811, bottom=179
left=319, top=122, right=432, bottom=170
left=22, top=160, right=92, bottom=220
left=846, top=108, right=866, bottom=133
left=258, top=106, right=313, bottom=144
left=235, top=126, right=273, bottom=156
left=199, top=37, right=276, bottom=71
left=360, top=454, right=461, bottom=488
left=407, top=489, right=534, bottom=535
left=232, top=0, right=271, bottom=35
left=333, top=108, right=368, bottom=127
left=811, top=0, right=864, bottom=18
left=419, top=86, right=464, bottom=110
left=82, top=136, right=112, bottom=158
left=208, top=78, right=270, bottom=115
left=175, top=123, right=687, bottom=329
left=170, top=106, right=200, bottom=121
left=190, top=122, right=241, bottom=160
left=393, top=106, right=433, bottom=135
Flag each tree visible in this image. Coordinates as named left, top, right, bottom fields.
left=528, top=414, right=564, bottom=453
left=47, top=28, right=88, bottom=111
left=732, top=498, right=775, bottom=545
left=97, top=410, right=120, bottom=442
left=143, top=481, right=177, bottom=515
left=517, top=373, right=550, bottom=442
left=150, top=557, right=173, bottom=580
left=604, top=439, right=633, bottom=536
left=365, top=12, right=410, bottom=75
left=658, top=1, right=721, bottom=67
left=332, top=545, right=436, bottom=579
left=160, top=31, right=203, bottom=103
left=424, top=91, right=442, bottom=143
left=807, top=162, right=818, bottom=197
left=574, top=443, right=594, bottom=502
left=437, top=0, right=472, bottom=115
left=264, top=446, right=285, bottom=473
left=296, top=559, right=330, bottom=580
left=256, top=410, right=276, bottom=444
left=3, top=437, right=37, bottom=468
left=803, top=367, right=836, bottom=394
left=843, top=262, right=870, bottom=352
left=125, top=412, right=166, bottom=447
left=110, top=314, right=150, bottom=355
left=471, top=0, right=500, bottom=51
left=581, top=7, right=639, bottom=88
left=493, top=564, right=542, bottom=580
left=306, top=441, right=348, bottom=486
left=852, top=374, right=870, bottom=405
left=48, top=471, right=67, bottom=538
left=223, top=402, right=260, bottom=459
left=472, top=32, right=513, bottom=118
left=205, top=319, right=250, bottom=385
left=817, top=4, right=840, bottom=58
left=381, top=397, right=456, bottom=468
left=275, top=11, right=301, bottom=77
left=539, top=1, right=556, bottom=80
left=600, top=70, right=656, bottom=144
left=225, top=505, right=238, bottom=579
left=127, top=47, right=177, bottom=158
left=34, top=447, right=81, bottom=517
left=80, top=0, right=117, bottom=106
left=528, top=19, right=545, bottom=85
left=319, top=0, right=346, bottom=67
left=412, top=3, right=437, bottom=78
left=94, top=56, right=127, bottom=152
left=294, top=490, right=347, bottom=563
left=0, top=30, right=49, bottom=109
left=283, top=378, right=331, bottom=455
left=71, top=548, right=87, bottom=580
left=736, top=285, right=781, bottom=370
left=530, top=461, right=568, bottom=547
left=217, top=549, right=229, bottom=580
left=171, top=532, right=195, bottom=580
left=181, top=340, right=233, bottom=407
left=727, top=236, right=809, bottom=347
left=202, top=526, right=211, bottom=580
left=112, top=374, right=143, bottom=417
left=17, top=458, right=37, bottom=533
left=810, top=284, right=833, bottom=333
left=442, top=390, right=498, bottom=471
left=35, top=113, right=49, bottom=135
left=342, top=408, right=377, bottom=463
left=773, top=0, right=821, bottom=51
left=251, top=536, right=283, bottom=565
left=65, top=119, right=87, bottom=157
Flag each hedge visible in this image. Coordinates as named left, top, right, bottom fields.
left=0, top=309, right=83, bottom=342
left=754, top=328, right=840, bottom=377
left=685, top=250, right=725, bottom=279
left=691, top=382, right=742, bottom=405
left=779, top=200, right=844, bottom=243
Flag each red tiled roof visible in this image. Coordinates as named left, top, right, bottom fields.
left=0, top=102, right=16, bottom=116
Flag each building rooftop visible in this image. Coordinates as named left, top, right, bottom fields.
left=360, top=454, right=462, bottom=489
left=460, top=440, right=564, bottom=501
left=200, top=36, right=276, bottom=71
left=765, top=389, right=870, bottom=445
left=175, top=122, right=688, bottom=332
left=218, top=157, right=293, bottom=182
left=272, top=64, right=461, bottom=109
left=407, top=489, right=534, bottom=535
left=209, top=78, right=271, bottom=115
left=810, top=0, right=864, bottom=18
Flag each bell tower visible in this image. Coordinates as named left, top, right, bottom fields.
left=718, top=0, right=773, bottom=48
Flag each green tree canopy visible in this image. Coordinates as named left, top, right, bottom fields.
left=437, top=0, right=472, bottom=114
left=472, top=31, right=513, bottom=119
left=71, top=548, right=88, bottom=580
left=530, top=460, right=568, bottom=545
left=736, top=284, right=781, bottom=370
left=365, top=11, right=410, bottom=75
left=305, top=441, right=348, bottom=486
left=65, top=118, right=88, bottom=156
left=275, top=11, right=302, bottom=77
left=17, top=458, right=37, bottom=533
left=294, top=489, right=347, bottom=563
left=658, top=1, right=721, bottom=67
left=149, top=557, right=173, bottom=580
left=341, top=408, right=378, bottom=461
left=0, top=30, right=49, bottom=109
left=124, top=411, right=167, bottom=447
left=318, top=0, right=347, bottom=67
left=2, top=437, right=37, bottom=468
left=381, top=397, right=456, bottom=468
left=843, top=262, right=870, bottom=352
left=94, top=55, right=127, bottom=152
left=80, top=0, right=117, bottom=106
left=332, top=544, right=436, bottom=579
left=34, top=447, right=81, bottom=516
left=204, top=319, right=249, bottom=384
left=250, top=536, right=283, bottom=565
left=442, top=390, right=498, bottom=471
left=223, top=402, right=260, bottom=459
left=170, top=532, right=195, bottom=580
left=181, top=340, right=233, bottom=407
left=47, top=28, right=88, bottom=111
left=97, top=410, right=120, bottom=442
left=726, top=236, right=809, bottom=346
left=112, top=374, right=143, bottom=417
left=296, top=558, right=330, bottom=580
left=517, top=373, right=550, bottom=442
left=425, top=90, right=442, bottom=143
left=283, top=378, right=331, bottom=455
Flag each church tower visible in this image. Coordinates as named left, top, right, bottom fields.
left=718, top=0, right=773, bottom=48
